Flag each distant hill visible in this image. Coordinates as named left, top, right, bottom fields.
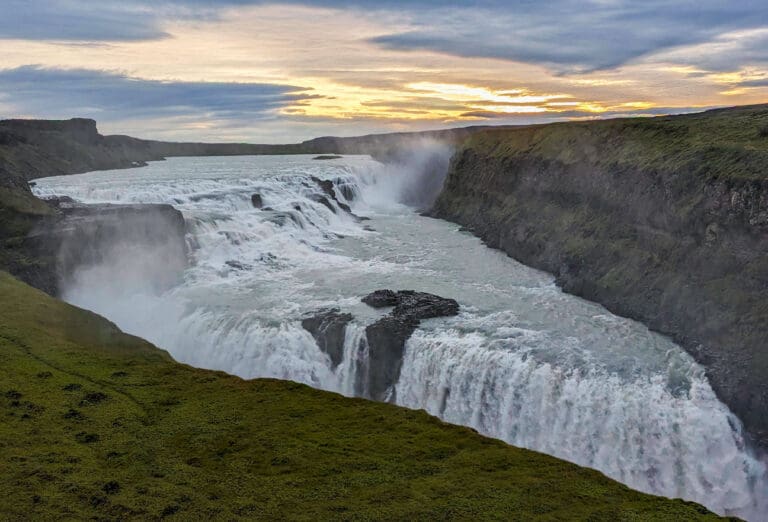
left=0, top=117, right=507, bottom=187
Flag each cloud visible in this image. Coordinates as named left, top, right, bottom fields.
left=651, top=29, right=768, bottom=74
left=4, top=1, right=767, bottom=77
left=0, top=66, right=318, bottom=124
left=0, top=0, right=277, bottom=42
left=0, top=0, right=170, bottom=41
left=368, top=1, right=768, bottom=73
left=739, top=78, right=768, bottom=87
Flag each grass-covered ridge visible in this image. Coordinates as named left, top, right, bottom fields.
left=466, top=104, right=768, bottom=181
left=0, top=272, right=728, bottom=520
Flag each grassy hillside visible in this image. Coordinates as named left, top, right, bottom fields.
left=0, top=272, right=727, bottom=520
left=467, top=104, right=768, bottom=181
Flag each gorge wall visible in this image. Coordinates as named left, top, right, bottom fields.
left=430, top=104, right=768, bottom=449
left=0, top=119, right=188, bottom=295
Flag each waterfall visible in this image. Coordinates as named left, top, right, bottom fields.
left=396, top=327, right=765, bottom=515
left=33, top=152, right=768, bottom=520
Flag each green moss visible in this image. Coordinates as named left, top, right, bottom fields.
left=0, top=187, right=52, bottom=217
left=465, top=104, right=768, bottom=181
left=0, top=272, right=730, bottom=520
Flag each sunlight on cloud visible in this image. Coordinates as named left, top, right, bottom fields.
left=0, top=2, right=766, bottom=140
left=405, top=82, right=567, bottom=105
left=278, top=78, right=660, bottom=121
left=468, top=105, right=548, bottom=114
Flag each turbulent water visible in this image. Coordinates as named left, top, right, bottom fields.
left=34, top=149, right=767, bottom=519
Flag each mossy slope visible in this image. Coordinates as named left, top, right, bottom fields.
left=465, top=104, right=768, bottom=180
left=0, top=272, right=726, bottom=520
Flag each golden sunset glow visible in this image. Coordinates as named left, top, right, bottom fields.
left=0, top=3, right=766, bottom=141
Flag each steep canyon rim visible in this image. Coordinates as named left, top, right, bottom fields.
left=33, top=151, right=768, bottom=520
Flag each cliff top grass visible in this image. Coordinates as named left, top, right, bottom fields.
left=465, top=104, right=768, bottom=181
left=0, top=271, right=729, bottom=521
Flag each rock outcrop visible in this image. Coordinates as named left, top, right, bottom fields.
left=0, top=119, right=166, bottom=181
left=0, top=188, right=187, bottom=297
left=360, top=290, right=459, bottom=400
left=301, top=291, right=459, bottom=401
left=363, top=289, right=460, bottom=319
left=310, top=176, right=353, bottom=213
left=430, top=104, right=768, bottom=448
left=301, top=308, right=353, bottom=368
left=46, top=202, right=188, bottom=294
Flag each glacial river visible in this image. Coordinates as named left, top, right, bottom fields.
left=35, top=152, right=768, bottom=519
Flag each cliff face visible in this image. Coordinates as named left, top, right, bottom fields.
left=0, top=118, right=165, bottom=180
left=0, top=119, right=189, bottom=295
left=431, top=104, right=768, bottom=448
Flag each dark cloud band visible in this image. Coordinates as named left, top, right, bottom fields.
left=0, top=66, right=317, bottom=122
left=2, top=1, right=766, bottom=74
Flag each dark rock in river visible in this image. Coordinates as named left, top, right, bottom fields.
left=362, top=289, right=460, bottom=319
left=302, top=308, right=353, bottom=368
left=43, top=195, right=78, bottom=209
left=265, top=211, right=302, bottom=228
left=392, top=290, right=460, bottom=319
left=360, top=289, right=459, bottom=400
left=251, top=194, right=263, bottom=208
left=313, top=155, right=343, bottom=160
left=336, top=183, right=356, bottom=202
left=225, top=260, right=252, bottom=271
left=309, top=194, right=336, bottom=213
left=309, top=175, right=360, bottom=216
left=311, top=176, right=336, bottom=200
left=363, top=315, right=420, bottom=401
left=362, top=289, right=399, bottom=308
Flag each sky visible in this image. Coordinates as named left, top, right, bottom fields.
left=1, top=0, right=767, bottom=142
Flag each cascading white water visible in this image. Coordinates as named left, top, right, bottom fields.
left=33, top=149, right=767, bottom=519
